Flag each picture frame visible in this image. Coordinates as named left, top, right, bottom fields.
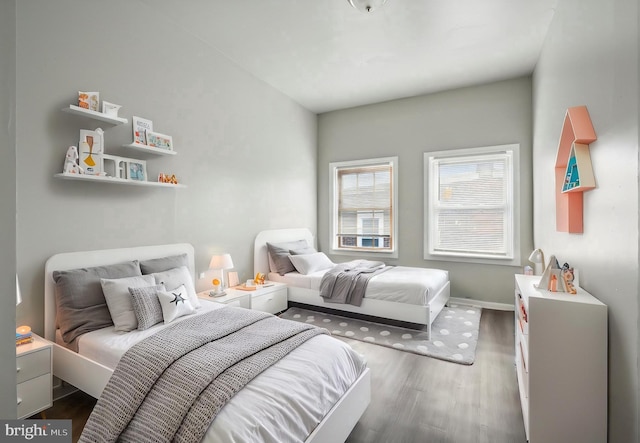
left=132, top=116, right=153, bottom=145
left=127, top=160, right=147, bottom=181
left=145, top=130, right=173, bottom=151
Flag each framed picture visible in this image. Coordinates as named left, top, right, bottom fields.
left=145, top=130, right=173, bottom=151
left=127, top=160, right=147, bottom=181
left=132, top=116, right=153, bottom=145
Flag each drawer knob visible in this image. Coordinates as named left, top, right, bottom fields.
left=16, top=397, right=22, bottom=406
left=16, top=367, right=21, bottom=373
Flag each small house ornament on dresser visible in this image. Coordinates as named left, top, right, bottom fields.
left=536, top=255, right=578, bottom=294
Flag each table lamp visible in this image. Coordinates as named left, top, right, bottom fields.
left=209, top=253, right=234, bottom=296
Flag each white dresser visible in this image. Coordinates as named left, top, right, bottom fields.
left=514, top=274, right=607, bottom=443
left=16, top=334, right=52, bottom=419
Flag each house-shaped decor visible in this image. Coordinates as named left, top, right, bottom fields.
left=554, top=106, right=597, bottom=233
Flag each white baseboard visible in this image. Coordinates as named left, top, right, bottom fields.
left=448, top=297, right=514, bottom=311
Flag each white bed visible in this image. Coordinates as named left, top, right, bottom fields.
left=255, top=228, right=451, bottom=337
left=44, top=243, right=370, bottom=443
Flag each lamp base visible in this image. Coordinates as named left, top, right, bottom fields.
left=209, top=290, right=227, bottom=298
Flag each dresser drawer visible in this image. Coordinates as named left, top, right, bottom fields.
left=17, top=373, right=52, bottom=419
left=16, top=348, right=51, bottom=384
left=252, top=288, right=287, bottom=314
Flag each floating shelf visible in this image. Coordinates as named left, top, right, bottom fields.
left=61, top=105, right=128, bottom=125
left=554, top=106, right=597, bottom=233
left=122, top=142, right=177, bottom=156
left=54, top=173, right=186, bottom=188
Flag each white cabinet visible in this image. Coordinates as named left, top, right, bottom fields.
left=16, top=335, right=52, bottom=419
left=248, top=283, right=287, bottom=314
left=514, top=274, right=607, bottom=443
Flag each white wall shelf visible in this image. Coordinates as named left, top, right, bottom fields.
left=122, top=142, right=177, bottom=156
left=54, top=173, right=186, bottom=188
left=61, top=105, right=128, bottom=125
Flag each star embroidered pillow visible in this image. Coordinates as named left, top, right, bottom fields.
left=157, top=284, right=196, bottom=324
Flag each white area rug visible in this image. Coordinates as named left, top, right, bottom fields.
left=280, top=304, right=482, bottom=365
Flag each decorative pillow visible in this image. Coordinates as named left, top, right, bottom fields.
left=151, top=266, right=201, bottom=308
left=100, top=275, right=155, bottom=332
left=266, top=240, right=309, bottom=275
left=53, top=260, right=142, bottom=344
left=157, top=285, right=195, bottom=324
left=129, top=284, right=165, bottom=331
left=289, top=246, right=318, bottom=255
left=140, top=254, right=189, bottom=275
left=288, top=252, right=335, bottom=275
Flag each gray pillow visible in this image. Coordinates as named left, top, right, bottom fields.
left=267, top=240, right=309, bottom=275
left=289, top=246, right=317, bottom=255
left=101, top=275, right=155, bottom=332
left=129, top=284, right=165, bottom=330
left=139, top=253, right=188, bottom=275
left=53, top=260, right=142, bottom=344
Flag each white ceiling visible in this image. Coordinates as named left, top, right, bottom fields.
left=147, top=0, right=558, bottom=113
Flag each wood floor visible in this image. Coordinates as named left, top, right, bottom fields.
left=40, top=309, right=525, bottom=443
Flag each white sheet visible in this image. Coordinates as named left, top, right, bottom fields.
left=70, top=305, right=367, bottom=443
left=270, top=265, right=449, bottom=305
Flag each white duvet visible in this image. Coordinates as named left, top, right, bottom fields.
left=270, top=265, right=449, bottom=305
left=70, top=303, right=367, bottom=443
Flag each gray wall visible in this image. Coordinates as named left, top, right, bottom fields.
left=0, top=0, right=18, bottom=419
left=15, top=0, right=317, bottom=334
left=318, top=77, right=533, bottom=306
left=532, top=0, right=638, bottom=440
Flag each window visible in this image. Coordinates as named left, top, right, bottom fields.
left=424, top=144, right=520, bottom=266
left=330, top=157, right=398, bottom=258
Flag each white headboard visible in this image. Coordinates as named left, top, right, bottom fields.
left=44, top=243, right=195, bottom=343
left=254, top=228, right=315, bottom=276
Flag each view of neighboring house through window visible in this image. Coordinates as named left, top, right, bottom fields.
left=330, top=157, right=398, bottom=258
left=424, top=144, right=520, bottom=266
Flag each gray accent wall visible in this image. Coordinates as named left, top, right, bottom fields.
left=318, top=77, right=534, bottom=306
left=532, top=0, right=639, bottom=441
left=14, top=0, right=317, bottom=334
left=0, top=0, right=18, bottom=419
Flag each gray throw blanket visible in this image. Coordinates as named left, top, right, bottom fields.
left=79, top=307, right=327, bottom=443
left=319, top=260, right=391, bottom=307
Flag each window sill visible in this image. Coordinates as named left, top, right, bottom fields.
left=331, top=249, right=398, bottom=260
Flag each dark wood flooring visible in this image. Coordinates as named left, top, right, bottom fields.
left=40, top=309, right=525, bottom=443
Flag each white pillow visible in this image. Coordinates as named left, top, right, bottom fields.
left=157, top=284, right=196, bottom=324
left=288, top=252, right=334, bottom=275
left=151, top=266, right=201, bottom=308
left=100, top=275, right=155, bottom=332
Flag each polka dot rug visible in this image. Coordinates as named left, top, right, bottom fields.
left=279, top=304, right=482, bottom=365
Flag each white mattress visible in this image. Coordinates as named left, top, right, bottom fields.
left=269, top=265, right=449, bottom=305
left=66, top=304, right=367, bottom=443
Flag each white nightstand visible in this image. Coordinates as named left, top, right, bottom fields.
left=228, top=282, right=288, bottom=315
left=197, top=289, right=252, bottom=309
left=16, top=334, right=52, bottom=419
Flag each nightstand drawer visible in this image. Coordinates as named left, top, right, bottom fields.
left=17, top=374, right=52, bottom=419
left=252, top=288, right=287, bottom=314
left=16, top=348, right=51, bottom=384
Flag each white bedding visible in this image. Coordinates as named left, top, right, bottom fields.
left=269, top=265, right=449, bottom=305
left=65, top=304, right=366, bottom=443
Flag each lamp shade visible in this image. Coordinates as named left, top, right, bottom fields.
left=528, top=249, right=546, bottom=275
left=16, top=274, right=21, bottom=306
left=347, top=0, right=387, bottom=13
left=209, top=254, right=234, bottom=270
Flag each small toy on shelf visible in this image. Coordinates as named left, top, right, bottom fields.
left=63, top=146, right=84, bottom=174
left=158, top=173, right=179, bottom=184
left=254, top=272, right=266, bottom=285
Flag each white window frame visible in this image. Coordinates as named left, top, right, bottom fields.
left=330, top=157, right=399, bottom=259
left=423, top=144, right=521, bottom=266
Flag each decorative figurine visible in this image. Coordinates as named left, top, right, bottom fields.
left=63, top=146, right=84, bottom=174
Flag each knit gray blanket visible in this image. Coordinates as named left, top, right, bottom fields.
left=319, top=259, right=391, bottom=306
left=79, top=307, right=327, bottom=443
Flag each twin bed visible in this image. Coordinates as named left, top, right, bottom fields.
left=43, top=230, right=450, bottom=442
left=254, top=228, right=450, bottom=337
left=44, top=243, right=370, bottom=443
